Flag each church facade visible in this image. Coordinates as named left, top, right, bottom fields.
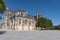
left=2, top=10, right=36, bottom=31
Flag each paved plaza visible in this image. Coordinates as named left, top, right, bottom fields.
left=0, top=30, right=60, bottom=40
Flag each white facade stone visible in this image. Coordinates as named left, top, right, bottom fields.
left=2, top=10, right=36, bottom=31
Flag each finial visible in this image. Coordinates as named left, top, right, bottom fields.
left=6, top=6, right=9, bottom=10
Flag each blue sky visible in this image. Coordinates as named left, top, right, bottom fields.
left=0, top=0, right=60, bottom=25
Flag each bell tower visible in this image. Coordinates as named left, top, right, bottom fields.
left=36, top=11, right=39, bottom=20
left=36, top=10, right=43, bottom=20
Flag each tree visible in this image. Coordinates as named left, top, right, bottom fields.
left=0, top=0, right=6, bottom=25
left=0, top=0, right=6, bottom=13
left=36, top=17, right=53, bottom=30
left=44, top=18, right=53, bottom=29
left=0, top=0, right=6, bottom=20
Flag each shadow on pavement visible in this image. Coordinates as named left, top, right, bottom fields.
left=0, top=31, right=6, bottom=35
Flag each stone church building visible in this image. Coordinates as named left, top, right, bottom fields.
left=3, top=10, right=35, bottom=30
left=2, top=8, right=42, bottom=31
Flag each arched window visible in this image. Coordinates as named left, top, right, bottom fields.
left=19, top=19, right=21, bottom=24
left=24, top=20, right=27, bottom=25
left=29, top=21, right=31, bottom=26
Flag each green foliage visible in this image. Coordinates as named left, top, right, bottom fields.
left=0, top=0, right=6, bottom=13
left=36, top=17, right=53, bottom=29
